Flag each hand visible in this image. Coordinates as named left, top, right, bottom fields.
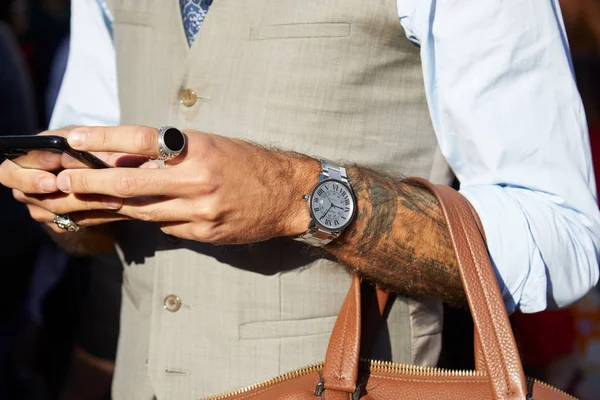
left=0, top=127, right=131, bottom=234
left=25, top=126, right=320, bottom=244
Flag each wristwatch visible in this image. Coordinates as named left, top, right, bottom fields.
left=295, top=159, right=357, bottom=247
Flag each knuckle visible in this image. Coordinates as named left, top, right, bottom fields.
left=71, top=172, right=89, bottom=192
left=135, top=207, right=156, bottom=222
left=191, top=222, right=222, bottom=243
left=188, top=171, right=219, bottom=195
left=191, top=224, right=211, bottom=241
left=86, top=128, right=107, bottom=148
left=134, top=127, right=156, bottom=154
left=99, top=129, right=109, bottom=148
left=48, top=201, right=68, bottom=215
left=195, top=206, right=220, bottom=223
left=115, top=174, right=137, bottom=197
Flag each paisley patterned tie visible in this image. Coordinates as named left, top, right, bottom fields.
left=179, top=0, right=214, bottom=46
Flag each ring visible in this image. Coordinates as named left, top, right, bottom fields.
left=156, top=126, right=186, bottom=161
left=52, top=213, right=80, bottom=232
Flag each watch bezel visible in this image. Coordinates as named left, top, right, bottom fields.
left=308, top=178, right=357, bottom=232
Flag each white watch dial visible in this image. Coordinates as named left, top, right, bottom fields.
left=310, top=179, right=356, bottom=231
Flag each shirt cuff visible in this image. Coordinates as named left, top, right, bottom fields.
left=459, top=184, right=548, bottom=314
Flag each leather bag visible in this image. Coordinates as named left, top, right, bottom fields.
left=204, top=178, right=576, bottom=400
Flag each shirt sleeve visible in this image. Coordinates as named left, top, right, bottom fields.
left=49, top=0, right=119, bottom=129
left=399, top=0, right=600, bottom=313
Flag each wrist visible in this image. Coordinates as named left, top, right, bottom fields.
left=280, top=154, right=321, bottom=237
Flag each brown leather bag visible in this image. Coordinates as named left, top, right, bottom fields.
left=204, top=179, right=576, bottom=400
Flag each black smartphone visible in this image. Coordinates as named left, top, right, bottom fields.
left=0, top=135, right=109, bottom=169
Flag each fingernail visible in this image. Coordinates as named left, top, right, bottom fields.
left=39, top=177, right=56, bottom=192
left=57, top=174, right=71, bottom=193
left=67, top=129, right=86, bottom=148
left=103, top=197, right=123, bottom=209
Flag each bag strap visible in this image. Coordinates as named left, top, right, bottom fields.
left=322, top=179, right=527, bottom=399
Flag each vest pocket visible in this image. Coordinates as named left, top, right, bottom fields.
left=249, top=22, right=351, bottom=40
left=238, top=315, right=337, bottom=339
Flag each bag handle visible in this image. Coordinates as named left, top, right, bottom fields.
left=322, top=179, right=527, bottom=399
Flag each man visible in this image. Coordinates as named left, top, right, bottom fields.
left=1, top=0, right=599, bottom=399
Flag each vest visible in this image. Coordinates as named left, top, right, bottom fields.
left=108, top=0, right=453, bottom=398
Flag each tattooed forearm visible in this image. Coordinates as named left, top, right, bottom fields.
left=326, top=166, right=465, bottom=306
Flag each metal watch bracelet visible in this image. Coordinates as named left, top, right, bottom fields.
left=295, top=159, right=353, bottom=247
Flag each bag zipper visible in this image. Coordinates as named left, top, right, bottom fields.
left=200, top=359, right=576, bottom=399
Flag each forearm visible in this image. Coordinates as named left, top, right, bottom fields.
left=324, top=166, right=464, bottom=305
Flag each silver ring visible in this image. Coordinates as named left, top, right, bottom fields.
left=52, top=213, right=80, bottom=232
left=156, top=126, right=186, bottom=161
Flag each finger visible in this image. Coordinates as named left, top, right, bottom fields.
left=71, top=210, right=130, bottom=227
left=28, top=205, right=127, bottom=227
left=27, top=205, right=74, bottom=234
left=159, top=221, right=223, bottom=244
left=9, top=150, right=63, bottom=171
left=1, top=160, right=57, bottom=193
left=117, top=196, right=196, bottom=222
left=14, top=190, right=124, bottom=214
left=10, top=128, right=82, bottom=171
left=56, top=167, right=192, bottom=197
left=28, top=204, right=57, bottom=223
left=39, top=126, right=77, bottom=138
left=159, top=222, right=191, bottom=240
left=67, top=126, right=160, bottom=158
left=61, top=151, right=152, bottom=170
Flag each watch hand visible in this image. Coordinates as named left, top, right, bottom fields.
left=321, top=204, right=334, bottom=219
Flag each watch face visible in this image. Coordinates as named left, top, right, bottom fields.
left=309, top=179, right=356, bottom=231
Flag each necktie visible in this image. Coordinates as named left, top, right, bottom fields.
left=180, top=0, right=213, bottom=46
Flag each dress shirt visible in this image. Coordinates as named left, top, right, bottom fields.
left=52, top=0, right=600, bottom=313
left=50, top=0, right=119, bottom=129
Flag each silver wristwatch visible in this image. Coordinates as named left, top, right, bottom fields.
left=295, top=159, right=357, bottom=247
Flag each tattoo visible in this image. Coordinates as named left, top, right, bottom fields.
left=327, top=166, right=465, bottom=306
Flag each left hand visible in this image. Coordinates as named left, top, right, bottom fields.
left=20, top=126, right=318, bottom=244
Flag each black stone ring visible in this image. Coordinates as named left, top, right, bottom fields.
left=156, top=126, right=186, bottom=161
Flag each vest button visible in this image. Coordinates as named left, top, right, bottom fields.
left=180, top=88, right=197, bottom=107
left=163, top=294, right=182, bottom=312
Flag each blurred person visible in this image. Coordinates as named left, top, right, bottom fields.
left=0, top=10, right=46, bottom=399
left=2, top=1, right=600, bottom=399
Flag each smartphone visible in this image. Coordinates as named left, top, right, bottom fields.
left=0, top=135, right=109, bottom=169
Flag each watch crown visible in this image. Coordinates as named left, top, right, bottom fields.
left=302, top=194, right=309, bottom=201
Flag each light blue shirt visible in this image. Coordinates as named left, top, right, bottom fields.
left=52, top=0, right=600, bottom=313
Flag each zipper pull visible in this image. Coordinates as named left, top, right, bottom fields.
left=314, top=380, right=325, bottom=396
left=352, top=385, right=362, bottom=400
left=526, top=376, right=535, bottom=400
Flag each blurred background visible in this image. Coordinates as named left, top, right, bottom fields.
left=0, top=0, right=599, bottom=399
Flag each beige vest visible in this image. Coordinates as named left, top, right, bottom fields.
left=108, top=0, right=453, bottom=399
